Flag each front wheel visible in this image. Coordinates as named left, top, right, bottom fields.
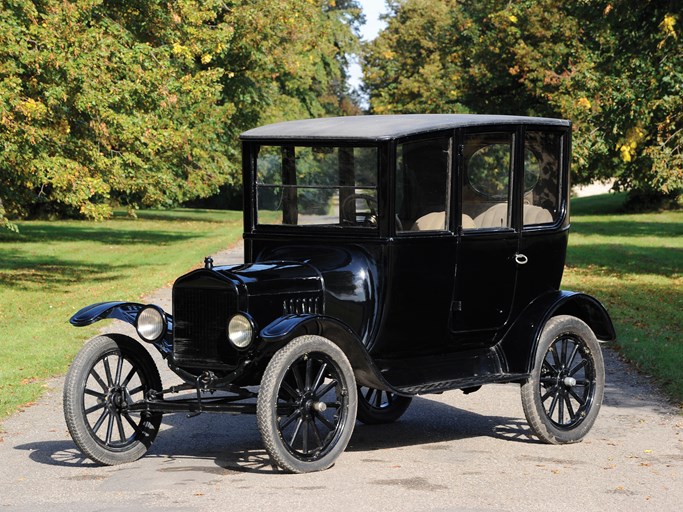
left=521, top=315, right=605, bottom=444
left=63, top=334, right=162, bottom=465
left=257, top=335, right=357, bottom=473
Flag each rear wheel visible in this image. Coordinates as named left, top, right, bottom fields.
left=521, top=315, right=605, bottom=444
left=357, top=387, right=412, bottom=425
left=63, top=334, right=162, bottom=465
left=257, top=335, right=357, bottom=473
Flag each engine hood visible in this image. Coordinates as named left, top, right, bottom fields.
left=215, top=261, right=323, bottom=296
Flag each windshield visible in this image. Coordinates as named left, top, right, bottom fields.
left=256, top=145, right=379, bottom=228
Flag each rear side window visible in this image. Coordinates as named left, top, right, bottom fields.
left=523, top=131, right=563, bottom=226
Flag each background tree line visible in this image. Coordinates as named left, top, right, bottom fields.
left=0, top=0, right=362, bottom=228
left=364, top=0, right=681, bottom=209
left=1, top=0, right=680, bottom=230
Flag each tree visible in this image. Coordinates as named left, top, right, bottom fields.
left=363, top=0, right=682, bottom=205
left=0, top=0, right=363, bottom=227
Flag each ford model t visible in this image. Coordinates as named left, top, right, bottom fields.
left=65, top=114, right=615, bottom=473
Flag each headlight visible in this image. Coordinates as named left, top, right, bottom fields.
left=228, top=313, right=254, bottom=349
left=136, top=305, right=166, bottom=343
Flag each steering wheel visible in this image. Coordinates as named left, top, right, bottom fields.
left=341, top=194, right=378, bottom=227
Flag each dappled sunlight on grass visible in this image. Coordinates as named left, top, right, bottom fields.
left=564, top=196, right=682, bottom=403
left=0, top=209, right=243, bottom=420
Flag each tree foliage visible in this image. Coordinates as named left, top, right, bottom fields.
left=364, top=0, right=682, bottom=203
left=0, top=0, right=362, bottom=225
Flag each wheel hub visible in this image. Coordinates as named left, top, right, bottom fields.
left=295, top=391, right=328, bottom=419
left=107, top=387, right=128, bottom=411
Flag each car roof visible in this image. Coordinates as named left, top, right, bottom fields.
left=240, top=114, right=570, bottom=142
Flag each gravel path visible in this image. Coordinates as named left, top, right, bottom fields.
left=1, top=240, right=681, bottom=512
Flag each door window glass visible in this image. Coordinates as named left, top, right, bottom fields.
left=462, top=133, right=514, bottom=230
left=395, top=137, right=451, bottom=232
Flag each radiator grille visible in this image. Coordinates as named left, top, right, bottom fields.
left=173, top=285, right=238, bottom=370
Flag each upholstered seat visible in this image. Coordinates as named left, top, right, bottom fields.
left=411, top=211, right=445, bottom=231
left=473, top=203, right=553, bottom=229
left=523, top=204, right=553, bottom=225
left=410, top=211, right=477, bottom=231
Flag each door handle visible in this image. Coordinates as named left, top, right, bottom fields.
left=515, top=253, right=529, bottom=265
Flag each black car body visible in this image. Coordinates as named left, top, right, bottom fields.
left=65, top=114, right=615, bottom=473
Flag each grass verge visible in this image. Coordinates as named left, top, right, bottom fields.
left=564, top=193, right=682, bottom=405
left=0, top=209, right=243, bottom=421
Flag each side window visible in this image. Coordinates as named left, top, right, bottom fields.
left=523, top=131, right=562, bottom=226
left=395, top=137, right=451, bottom=232
left=462, top=133, right=514, bottom=230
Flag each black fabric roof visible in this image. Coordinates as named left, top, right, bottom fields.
left=240, top=114, right=570, bottom=142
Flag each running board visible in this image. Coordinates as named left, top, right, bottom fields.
left=394, top=373, right=529, bottom=396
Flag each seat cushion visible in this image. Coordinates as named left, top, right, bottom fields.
left=523, top=204, right=553, bottom=225
left=411, top=211, right=445, bottom=231
left=474, top=203, right=508, bottom=228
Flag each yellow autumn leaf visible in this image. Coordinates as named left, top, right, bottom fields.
left=661, top=14, right=677, bottom=37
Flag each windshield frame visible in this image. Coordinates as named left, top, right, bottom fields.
left=243, top=140, right=386, bottom=238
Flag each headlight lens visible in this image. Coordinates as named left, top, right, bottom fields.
left=228, top=313, right=254, bottom=349
left=136, top=306, right=165, bottom=343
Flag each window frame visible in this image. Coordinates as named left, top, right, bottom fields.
left=459, top=128, right=518, bottom=234
left=252, top=142, right=382, bottom=232
left=393, top=133, right=454, bottom=237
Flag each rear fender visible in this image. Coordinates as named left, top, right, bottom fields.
left=260, top=314, right=393, bottom=392
left=500, top=291, right=616, bottom=374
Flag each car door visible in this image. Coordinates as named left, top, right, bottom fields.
left=372, top=135, right=456, bottom=358
left=450, top=128, right=519, bottom=346
left=513, top=127, right=570, bottom=315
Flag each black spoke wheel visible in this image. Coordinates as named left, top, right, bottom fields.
left=521, top=315, right=605, bottom=444
left=257, top=335, right=357, bottom=473
left=357, top=387, right=412, bottom=425
left=64, top=334, right=162, bottom=465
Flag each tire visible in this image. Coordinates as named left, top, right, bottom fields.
left=357, top=387, right=412, bottom=425
left=257, top=335, right=357, bottom=473
left=63, top=334, right=163, bottom=465
left=521, top=315, right=605, bottom=444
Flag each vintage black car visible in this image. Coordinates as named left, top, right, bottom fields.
left=64, top=114, right=615, bottom=473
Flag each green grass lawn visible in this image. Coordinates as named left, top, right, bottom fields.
left=0, top=209, right=243, bottom=421
left=564, top=193, right=683, bottom=405
left=1, top=198, right=681, bottom=424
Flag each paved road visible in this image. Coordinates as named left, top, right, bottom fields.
left=1, top=242, right=681, bottom=511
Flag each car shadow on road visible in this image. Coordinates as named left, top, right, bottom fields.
left=347, top=396, right=537, bottom=453
left=13, top=395, right=537, bottom=475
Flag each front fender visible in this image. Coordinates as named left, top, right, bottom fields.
left=499, top=290, right=616, bottom=374
left=70, top=301, right=144, bottom=327
left=70, top=301, right=173, bottom=331
left=260, top=314, right=396, bottom=392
